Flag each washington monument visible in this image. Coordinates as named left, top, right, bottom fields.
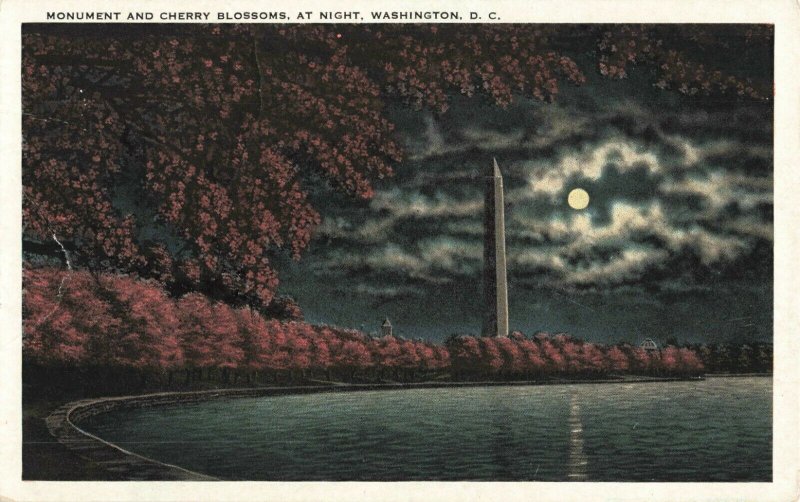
left=482, top=158, right=509, bottom=337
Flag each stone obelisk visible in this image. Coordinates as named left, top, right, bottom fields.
left=482, top=158, right=509, bottom=337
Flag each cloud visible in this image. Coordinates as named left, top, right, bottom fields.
left=460, top=125, right=526, bottom=150
left=407, top=114, right=457, bottom=160
left=524, top=138, right=663, bottom=196
left=313, top=193, right=762, bottom=294
left=353, top=283, right=422, bottom=300
left=510, top=201, right=669, bottom=250
left=723, top=217, right=773, bottom=241
left=507, top=199, right=763, bottom=288
left=564, top=247, right=671, bottom=286
left=371, top=189, right=483, bottom=219
left=302, top=86, right=772, bottom=299
left=659, top=170, right=773, bottom=218
left=669, top=136, right=771, bottom=167
left=418, top=237, right=483, bottom=276
left=316, top=189, right=483, bottom=244
left=313, top=237, right=481, bottom=286
left=365, top=244, right=427, bottom=275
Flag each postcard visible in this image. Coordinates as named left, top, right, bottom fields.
left=1, top=0, right=798, bottom=500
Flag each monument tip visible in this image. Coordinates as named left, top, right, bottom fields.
left=493, top=157, right=502, bottom=178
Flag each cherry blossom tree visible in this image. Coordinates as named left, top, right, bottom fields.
left=23, top=268, right=94, bottom=365
left=606, top=346, right=630, bottom=373
left=25, top=268, right=719, bottom=386
left=101, top=274, right=184, bottom=378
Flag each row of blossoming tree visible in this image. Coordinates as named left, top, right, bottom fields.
left=23, top=268, right=703, bottom=393
left=445, top=332, right=703, bottom=380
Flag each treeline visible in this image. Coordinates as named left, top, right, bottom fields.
left=23, top=268, right=448, bottom=390
left=687, top=343, right=772, bottom=374
left=23, top=268, right=729, bottom=394
left=445, top=332, right=703, bottom=380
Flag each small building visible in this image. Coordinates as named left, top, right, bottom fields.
left=640, top=338, right=659, bottom=352
left=381, top=318, right=392, bottom=337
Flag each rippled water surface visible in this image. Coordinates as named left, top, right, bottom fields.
left=82, top=377, right=771, bottom=481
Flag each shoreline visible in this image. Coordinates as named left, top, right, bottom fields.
left=704, top=372, right=774, bottom=378
left=40, top=374, right=764, bottom=481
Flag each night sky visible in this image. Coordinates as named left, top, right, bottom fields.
left=275, top=63, right=773, bottom=345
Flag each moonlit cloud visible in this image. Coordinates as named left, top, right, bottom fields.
left=510, top=201, right=669, bottom=247
left=504, top=199, right=760, bottom=288
left=723, top=217, right=773, bottom=241
left=365, top=244, right=427, bottom=275
left=460, top=125, right=526, bottom=150
left=371, top=189, right=484, bottom=219
left=660, top=170, right=772, bottom=216
left=316, top=189, right=484, bottom=244
left=310, top=121, right=772, bottom=289
left=565, top=247, right=671, bottom=286
left=527, top=139, right=662, bottom=196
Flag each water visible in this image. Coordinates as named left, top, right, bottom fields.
left=82, top=377, right=771, bottom=481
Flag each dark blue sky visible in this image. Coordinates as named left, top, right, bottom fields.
left=275, top=66, right=772, bottom=345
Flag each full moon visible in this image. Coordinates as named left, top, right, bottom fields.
left=567, top=188, right=590, bottom=210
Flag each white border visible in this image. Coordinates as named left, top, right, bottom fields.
left=1, top=1, right=798, bottom=500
